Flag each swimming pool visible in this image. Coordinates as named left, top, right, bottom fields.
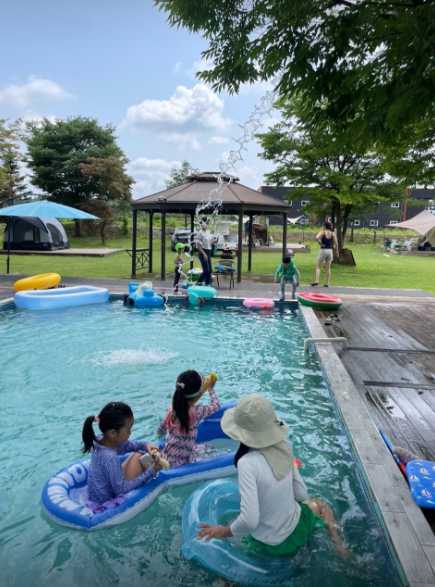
left=0, top=301, right=404, bottom=587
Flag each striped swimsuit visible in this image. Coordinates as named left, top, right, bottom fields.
left=157, top=390, right=220, bottom=467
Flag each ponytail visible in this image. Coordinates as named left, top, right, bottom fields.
left=172, top=370, right=202, bottom=433
left=234, top=443, right=250, bottom=468
left=81, top=402, right=134, bottom=453
left=82, top=415, right=97, bottom=453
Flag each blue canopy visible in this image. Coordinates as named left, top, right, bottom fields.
left=0, top=200, right=99, bottom=220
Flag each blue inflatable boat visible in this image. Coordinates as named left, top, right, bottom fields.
left=182, top=479, right=304, bottom=586
left=127, top=285, right=165, bottom=309
left=41, top=403, right=236, bottom=530
left=15, top=286, right=109, bottom=310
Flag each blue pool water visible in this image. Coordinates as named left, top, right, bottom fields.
left=0, top=302, right=403, bottom=587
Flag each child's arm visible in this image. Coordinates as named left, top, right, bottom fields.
left=118, top=439, right=150, bottom=454
left=274, top=265, right=282, bottom=282
left=292, top=464, right=309, bottom=502
left=195, top=388, right=221, bottom=421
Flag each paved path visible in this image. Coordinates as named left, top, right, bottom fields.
left=1, top=274, right=433, bottom=302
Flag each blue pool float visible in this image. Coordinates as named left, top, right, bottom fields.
left=182, top=479, right=303, bottom=586
left=15, top=286, right=109, bottom=310
left=128, top=285, right=165, bottom=308
left=187, top=285, right=217, bottom=306
left=41, top=403, right=236, bottom=530
left=406, top=460, right=435, bottom=509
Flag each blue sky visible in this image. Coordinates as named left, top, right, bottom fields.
left=1, top=0, right=277, bottom=197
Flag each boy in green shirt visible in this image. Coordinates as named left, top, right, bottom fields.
left=275, top=252, right=300, bottom=300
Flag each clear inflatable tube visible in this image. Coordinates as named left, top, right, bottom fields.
left=182, top=479, right=302, bottom=586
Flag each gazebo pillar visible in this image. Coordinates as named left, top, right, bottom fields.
left=190, top=212, right=195, bottom=270
left=247, top=213, right=253, bottom=272
left=131, top=209, right=137, bottom=278
left=237, top=208, right=244, bottom=283
left=148, top=211, right=153, bottom=273
left=282, top=212, right=288, bottom=258
left=160, top=209, right=166, bottom=281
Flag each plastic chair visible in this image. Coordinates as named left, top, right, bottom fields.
left=214, top=259, right=235, bottom=289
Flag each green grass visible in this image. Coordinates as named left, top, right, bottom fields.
left=2, top=235, right=434, bottom=294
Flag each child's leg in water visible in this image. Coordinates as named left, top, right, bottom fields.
left=122, top=452, right=145, bottom=480
left=305, top=498, right=350, bottom=558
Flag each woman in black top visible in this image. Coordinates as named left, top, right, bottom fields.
left=311, top=221, right=338, bottom=287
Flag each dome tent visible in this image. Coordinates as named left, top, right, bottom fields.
left=3, top=217, right=69, bottom=251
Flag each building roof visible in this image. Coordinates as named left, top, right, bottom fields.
left=132, top=172, right=292, bottom=214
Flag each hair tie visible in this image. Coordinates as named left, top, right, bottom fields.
left=94, top=416, right=100, bottom=424
left=176, top=381, right=185, bottom=389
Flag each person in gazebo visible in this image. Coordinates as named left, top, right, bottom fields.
left=195, top=217, right=214, bottom=286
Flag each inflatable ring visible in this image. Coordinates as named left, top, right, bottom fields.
left=297, top=292, right=342, bottom=311
left=182, top=479, right=305, bottom=585
left=243, top=298, right=274, bottom=310
left=14, top=272, right=61, bottom=292
left=15, top=286, right=109, bottom=311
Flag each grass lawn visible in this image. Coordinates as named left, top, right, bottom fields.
left=1, top=235, right=434, bottom=294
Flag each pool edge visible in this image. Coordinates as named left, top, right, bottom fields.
left=300, top=305, right=435, bottom=587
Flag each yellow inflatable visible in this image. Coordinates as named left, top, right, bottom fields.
left=13, top=273, right=61, bottom=292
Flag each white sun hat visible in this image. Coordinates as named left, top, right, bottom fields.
left=221, top=394, right=288, bottom=448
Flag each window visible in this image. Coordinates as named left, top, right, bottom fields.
left=391, top=201, right=401, bottom=208
left=298, top=216, right=309, bottom=225
left=287, top=200, right=293, bottom=207
left=389, top=220, right=398, bottom=225
left=300, top=200, right=310, bottom=207
left=352, top=219, right=360, bottom=227
left=369, top=219, right=379, bottom=227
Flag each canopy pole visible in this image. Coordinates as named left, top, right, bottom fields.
left=160, top=209, right=166, bottom=281
left=148, top=212, right=153, bottom=273
left=237, top=208, right=244, bottom=283
left=131, top=209, right=137, bottom=278
left=247, top=213, right=253, bottom=272
left=282, top=212, right=288, bottom=258
left=6, top=217, right=12, bottom=275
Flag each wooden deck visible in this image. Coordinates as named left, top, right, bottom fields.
left=320, top=302, right=435, bottom=462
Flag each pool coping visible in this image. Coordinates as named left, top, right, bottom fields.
left=301, top=305, right=435, bottom=587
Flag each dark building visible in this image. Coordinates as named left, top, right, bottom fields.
left=260, top=186, right=435, bottom=228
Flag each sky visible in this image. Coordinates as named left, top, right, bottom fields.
left=0, top=0, right=278, bottom=198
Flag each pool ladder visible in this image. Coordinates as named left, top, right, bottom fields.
left=304, top=337, right=347, bottom=353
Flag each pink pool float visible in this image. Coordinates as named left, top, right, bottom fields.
left=242, top=297, right=275, bottom=310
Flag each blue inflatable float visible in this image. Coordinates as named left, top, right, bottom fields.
left=182, top=479, right=304, bottom=586
left=41, top=403, right=236, bottom=530
left=15, top=286, right=109, bottom=311
left=127, top=283, right=165, bottom=309
left=406, top=460, right=435, bottom=509
left=187, top=285, right=217, bottom=306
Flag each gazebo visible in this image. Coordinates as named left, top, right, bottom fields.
left=130, top=172, right=292, bottom=282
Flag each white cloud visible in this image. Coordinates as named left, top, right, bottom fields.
left=121, top=83, right=230, bottom=133
left=173, top=61, right=183, bottom=74
left=233, top=165, right=264, bottom=190
left=128, top=157, right=182, bottom=198
left=0, top=77, right=71, bottom=108
left=208, top=136, right=229, bottom=145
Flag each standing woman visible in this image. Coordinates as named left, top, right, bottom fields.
left=195, top=217, right=213, bottom=286
left=311, top=220, right=338, bottom=287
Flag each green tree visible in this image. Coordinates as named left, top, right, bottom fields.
left=26, top=117, right=132, bottom=235
left=0, top=120, right=30, bottom=206
left=165, top=160, right=196, bottom=188
left=258, top=103, right=396, bottom=255
left=155, top=0, right=435, bottom=147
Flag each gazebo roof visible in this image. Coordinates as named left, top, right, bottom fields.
left=132, top=172, right=291, bottom=214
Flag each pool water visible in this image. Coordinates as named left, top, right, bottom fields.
left=0, top=302, right=403, bottom=587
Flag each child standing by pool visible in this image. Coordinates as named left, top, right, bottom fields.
left=173, top=243, right=187, bottom=293
left=157, top=370, right=220, bottom=467
left=82, top=401, right=161, bottom=505
left=274, top=252, right=300, bottom=300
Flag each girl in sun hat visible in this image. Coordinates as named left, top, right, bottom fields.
left=198, top=394, right=349, bottom=558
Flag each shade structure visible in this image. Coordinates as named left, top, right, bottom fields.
left=0, top=199, right=99, bottom=274
left=386, top=209, right=435, bottom=235
left=131, top=172, right=292, bottom=282
left=0, top=199, right=98, bottom=220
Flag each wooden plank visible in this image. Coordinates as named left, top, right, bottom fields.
left=364, top=381, right=435, bottom=390
left=345, top=346, right=435, bottom=354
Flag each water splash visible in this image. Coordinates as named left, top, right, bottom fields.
left=90, top=349, right=178, bottom=367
